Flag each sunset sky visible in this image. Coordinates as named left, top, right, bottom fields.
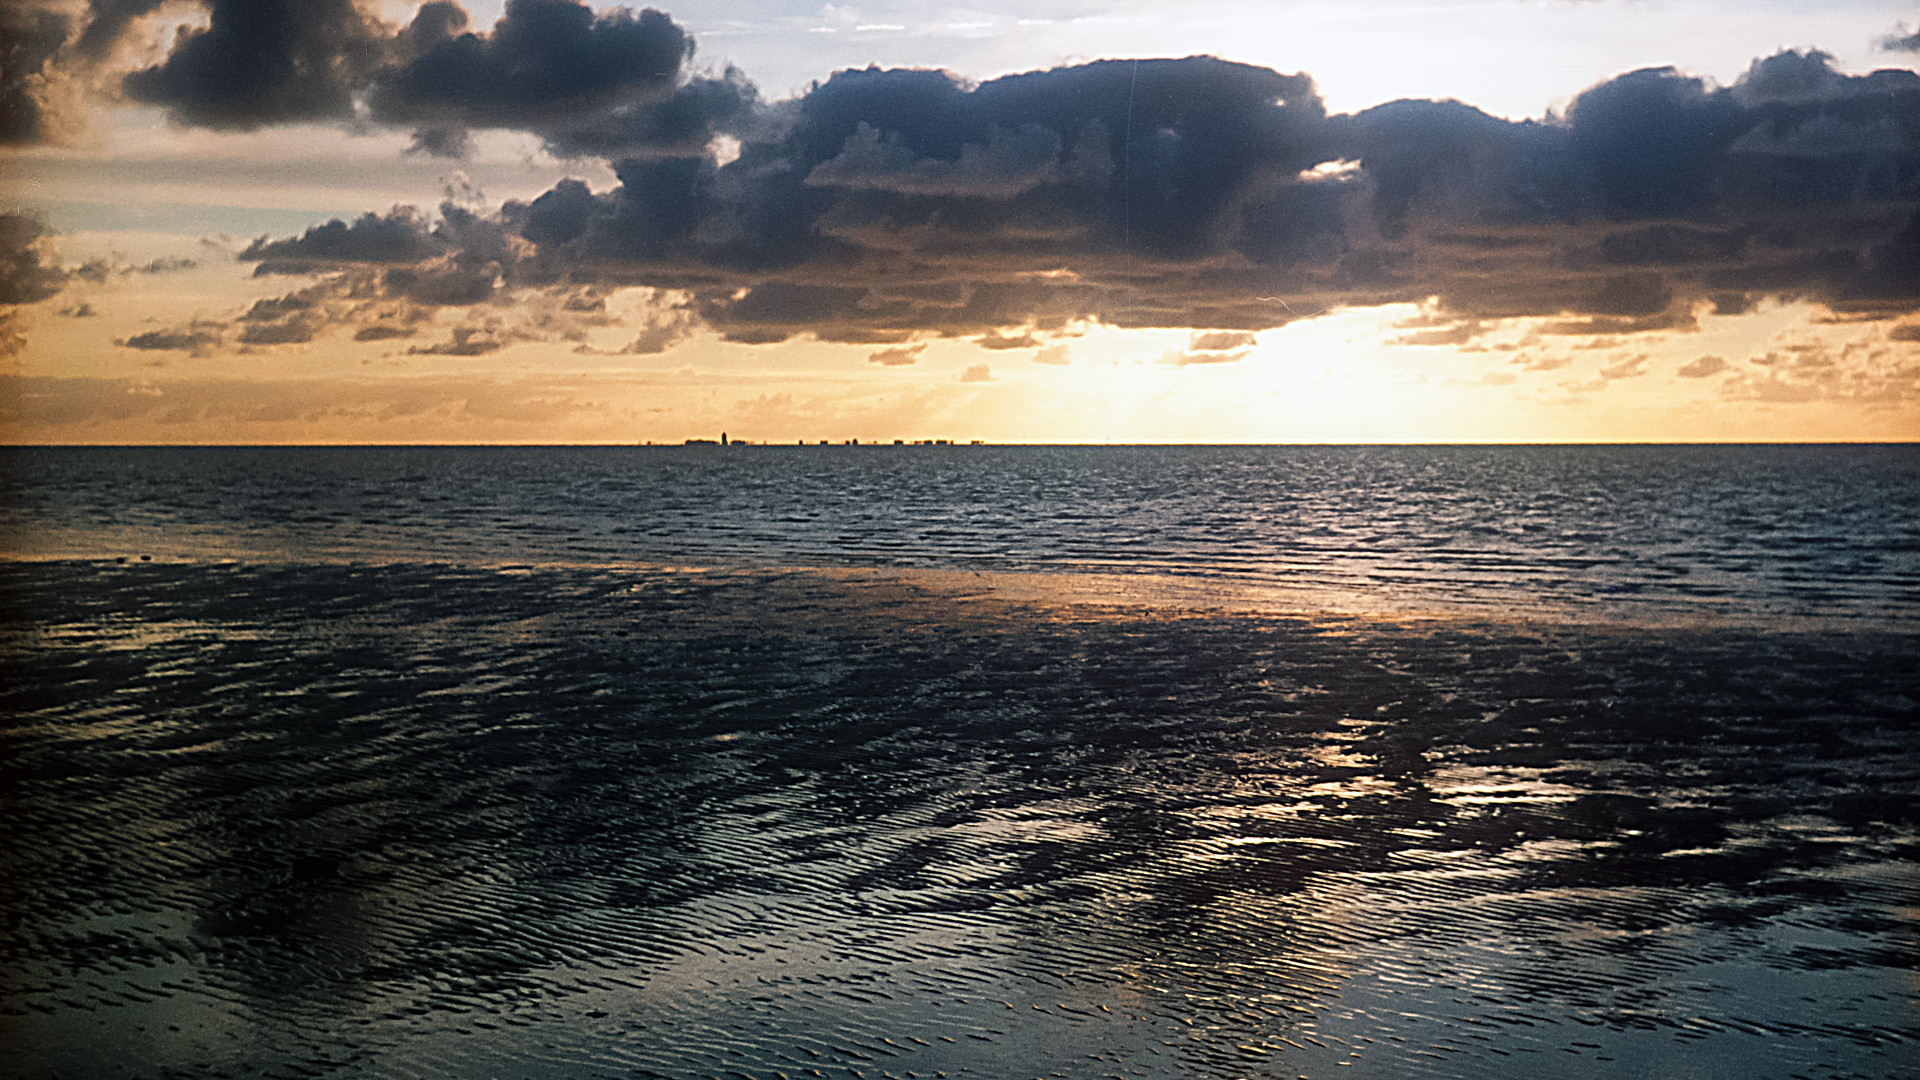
left=2, top=0, right=1917, bottom=444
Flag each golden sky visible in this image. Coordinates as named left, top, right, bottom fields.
left=2, top=0, right=1917, bottom=443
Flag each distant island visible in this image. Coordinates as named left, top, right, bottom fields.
left=674, top=435, right=983, bottom=446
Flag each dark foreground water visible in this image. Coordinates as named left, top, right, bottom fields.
left=1, top=446, right=1916, bottom=1080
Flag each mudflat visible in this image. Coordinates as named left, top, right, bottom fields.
left=3, top=557, right=1913, bottom=1079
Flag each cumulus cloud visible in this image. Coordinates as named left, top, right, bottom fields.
left=231, top=281, right=336, bottom=344
left=806, top=119, right=1066, bottom=199
left=241, top=208, right=450, bottom=269
left=1677, top=354, right=1730, bottom=378
left=1159, top=329, right=1255, bottom=365
left=13, top=10, right=1920, bottom=386
left=1188, top=330, right=1257, bottom=351
left=958, top=362, right=992, bottom=382
left=408, top=325, right=509, bottom=355
left=355, top=323, right=418, bottom=341
left=867, top=343, right=924, bottom=365
left=0, top=214, right=67, bottom=304
left=203, top=43, right=1918, bottom=351
left=1726, top=338, right=1920, bottom=403
left=538, top=67, right=759, bottom=160
left=89, top=247, right=626, bottom=358
left=1598, top=353, right=1650, bottom=380
left=1, top=5, right=68, bottom=144
left=370, top=0, right=688, bottom=126
left=367, top=0, right=747, bottom=158
left=622, top=297, right=694, bottom=353
left=120, top=320, right=224, bottom=355
left=1032, top=344, right=1070, bottom=365
left=977, top=329, right=1041, bottom=349
left=13, top=0, right=743, bottom=161
left=0, top=310, right=26, bottom=360
left=72, top=0, right=181, bottom=61
left=121, top=0, right=389, bottom=129
left=1878, top=24, right=1920, bottom=53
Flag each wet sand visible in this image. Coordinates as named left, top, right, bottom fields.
left=2, top=559, right=1916, bottom=1079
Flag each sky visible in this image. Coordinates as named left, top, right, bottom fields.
left=1, top=0, right=1917, bottom=444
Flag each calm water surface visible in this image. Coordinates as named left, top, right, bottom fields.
left=1, top=446, right=1914, bottom=1080
left=4, top=444, right=1917, bottom=624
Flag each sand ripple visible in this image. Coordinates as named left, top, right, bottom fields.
left=2, top=561, right=1915, bottom=1079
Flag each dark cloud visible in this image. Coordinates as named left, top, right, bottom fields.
left=120, top=321, right=224, bottom=354
left=238, top=318, right=321, bottom=345
left=232, top=282, right=335, bottom=345
left=407, top=124, right=471, bottom=158
left=1879, top=25, right=1920, bottom=54
left=97, top=0, right=728, bottom=161
left=122, top=0, right=388, bottom=129
left=240, top=293, right=314, bottom=322
left=70, top=258, right=111, bottom=285
left=74, top=0, right=171, bottom=61
left=957, top=363, right=992, bottom=382
left=0, top=310, right=25, bottom=360
left=372, top=0, right=687, bottom=123
left=0, top=214, right=66, bottom=304
left=154, top=250, right=625, bottom=354
left=807, top=120, right=1067, bottom=200
left=409, top=325, right=508, bottom=355
left=382, top=263, right=499, bottom=306
left=233, top=48, right=1920, bottom=347
left=132, top=256, right=198, bottom=275
left=623, top=302, right=692, bottom=353
left=519, top=179, right=599, bottom=247
left=539, top=68, right=758, bottom=160
left=354, top=325, right=413, bottom=341
left=242, top=209, right=448, bottom=271
left=867, top=343, right=924, bottom=365
left=1329, top=51, right=1920, bottom=322
left=1, top=5, right=68, bottom=144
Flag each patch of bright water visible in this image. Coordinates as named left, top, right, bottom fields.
left=4, top=445, right=1916, bottom=628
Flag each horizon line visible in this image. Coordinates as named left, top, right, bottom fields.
left=5, top=440, right=1917, bottom=450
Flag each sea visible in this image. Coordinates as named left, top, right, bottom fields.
left=1, top=444, right=1915, bottom=1080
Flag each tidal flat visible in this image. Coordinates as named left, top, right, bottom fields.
left=3, top=556, right=1914, bottom=1080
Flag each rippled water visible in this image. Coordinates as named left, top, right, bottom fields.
left=3, top=444, right=1916, bottom=625
left=1, top=447, right=1916, bottom=1080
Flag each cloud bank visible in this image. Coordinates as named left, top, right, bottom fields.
left=238, top=44, right=1918, bottom=349
left=3, top=1, right=1917, bottom=357
left=7, top=0, right=756, bottom=158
